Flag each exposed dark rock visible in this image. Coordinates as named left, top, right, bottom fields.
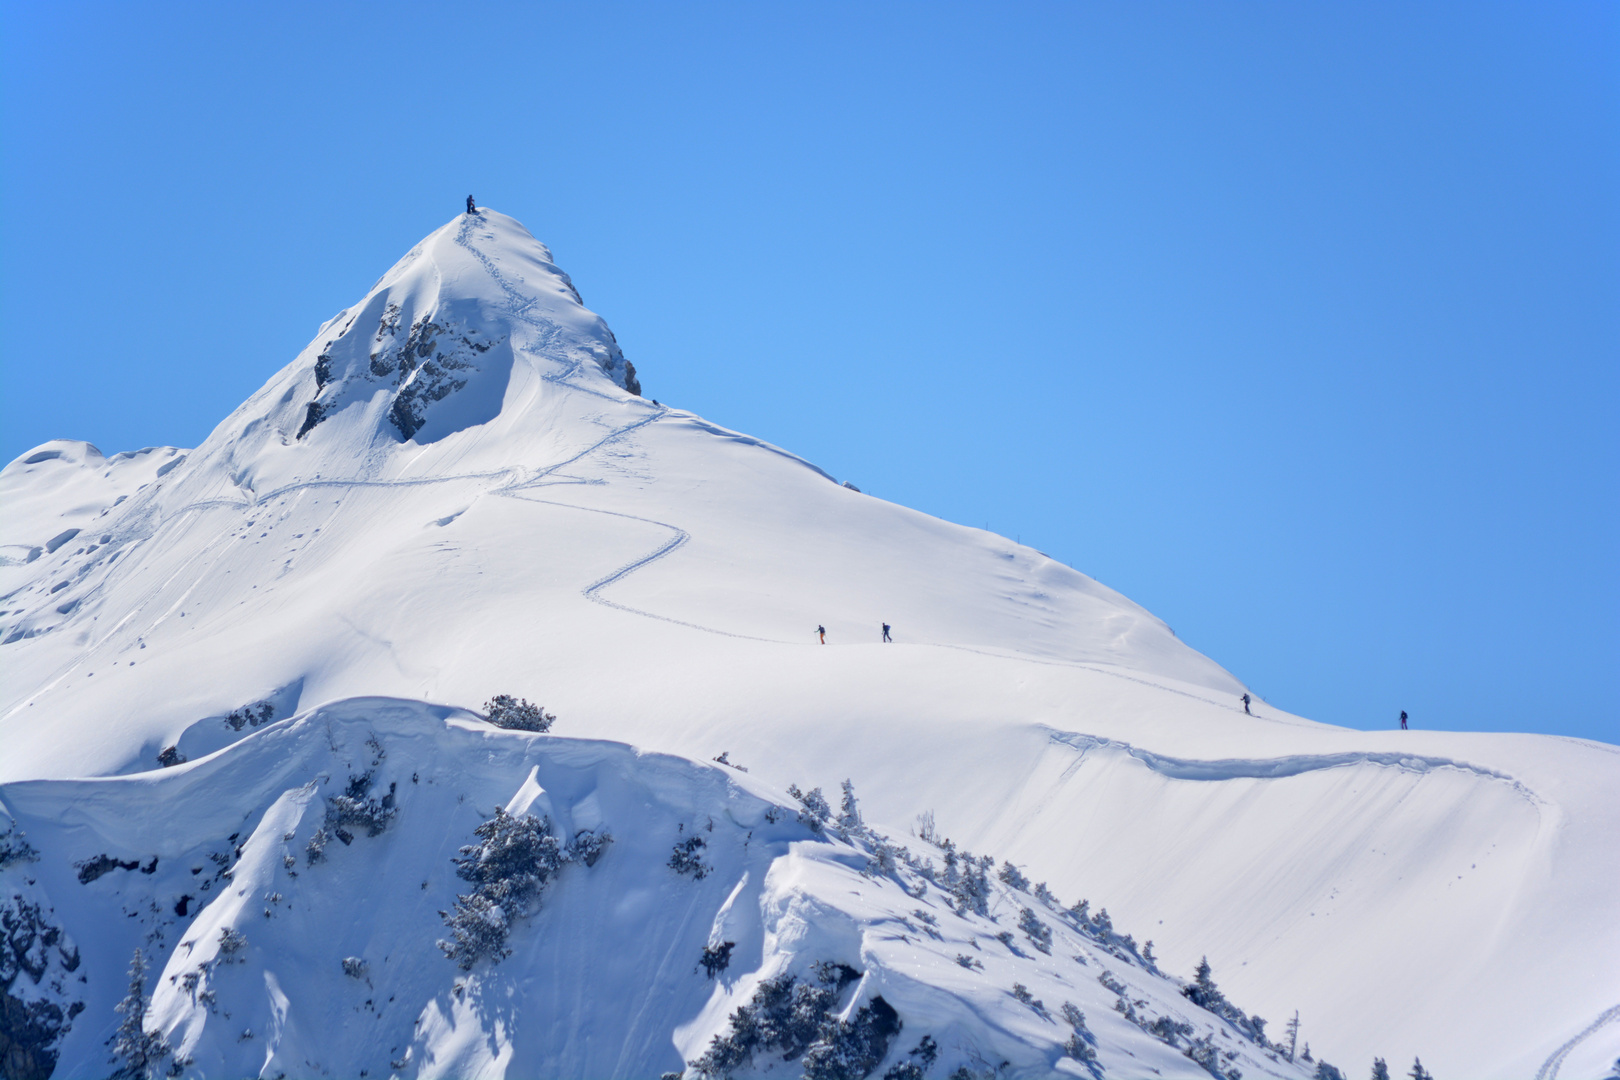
left=74, top=855, right=138, bottom=885
left=296, top=401, right=326, bottom=440
left=1, top=897, right=82, bottom=1080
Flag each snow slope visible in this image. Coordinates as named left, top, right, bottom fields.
left=2, top=209, right=1615, bottom=1079
left=1, top=697, right=1314, bottom=1080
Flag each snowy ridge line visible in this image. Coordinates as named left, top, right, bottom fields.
left=928, top=639, right=1269, bottom=721
left=1535, top=1002, right=1620, bottom=1080
left=1042, top=727, right=1545, bottom=805
left=453, top=211, right=621, bottom=404
left=675, top=414, right=840, bottom=485
left=504, top=494, right=789, bottom=644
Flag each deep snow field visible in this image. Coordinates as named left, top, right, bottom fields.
left=2, top=210, right=1615, bottom=1080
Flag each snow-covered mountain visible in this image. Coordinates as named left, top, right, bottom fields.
left=2, top=210, right=1615, bottom=1080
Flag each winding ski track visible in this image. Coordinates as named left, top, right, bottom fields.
left=1536, top=1003, right=1620, bottom=1080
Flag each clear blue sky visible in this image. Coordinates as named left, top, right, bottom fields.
left=3, top=2, right=1616, bottom=743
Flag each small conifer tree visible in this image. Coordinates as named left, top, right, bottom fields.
left=108, top=948, right=168, bottom=1078
left=1371, top=1057, right=1392, bottom=1080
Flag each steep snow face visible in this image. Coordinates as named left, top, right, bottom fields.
left=0, top=699, right=1318, bottom=1080
left=1, top=211, right=1616, bottom=1080
left=288, top=210, right=638, bottom=447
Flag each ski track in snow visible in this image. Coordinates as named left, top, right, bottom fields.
left=1535, top=1002, right=1620, bottom=1080
left=1043, top=727, right=1545, bottom=806
left=501, top=493, right=787, bottom=644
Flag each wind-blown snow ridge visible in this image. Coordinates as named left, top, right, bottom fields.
left=1042, top=727, right=1544, bottom=806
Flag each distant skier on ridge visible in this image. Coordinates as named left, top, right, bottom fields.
left=817, top=625, right=825, bottom=644
left=881, top=622, right=892, bottom=643
left=1242, top=693, right=1251, bottom=715
left=1400, top=710, right=1408, bottom=730
left=466, top=194, right=476, bottom=214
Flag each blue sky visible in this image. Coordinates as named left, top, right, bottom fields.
left=3, top=2, right=1616, bottom=743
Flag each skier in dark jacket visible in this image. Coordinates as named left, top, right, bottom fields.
left=1242, top=693, right=1251, bottom=715
left=817, top=625, right=825, bottom=644
left=1400, top=710, right=1408, bottom=730
left=881, top=622, right=892, bottom=643
left=466, top=194, right=476, bottom=214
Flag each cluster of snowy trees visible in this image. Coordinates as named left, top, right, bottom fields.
left=306, top=772, right=398, bottom=864
left=681, top=960, right=918, bottom=1080
left=482, top=694, right=555, bottom=732
left=221, top=700, right=274, bottom=731
left=1181, top=956, right=1271, bottom=1047
left=437, top=807, right=608, bottom=969
left=669, top=833, right=712, bottom=880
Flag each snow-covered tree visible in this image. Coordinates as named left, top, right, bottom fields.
left=788, top=784, right=833, bottom=833
left=305, top=825, right=330, bottom=865
left=326, top=772, right=397, bottom=840
left=836, top=779, right=864, bottom=838
left=699, top=941, right=735, bottom=979
left=1018, top=907, right=1053, bottom=954
left=217, top=927, right=248, bottom=963
left=998, top=860, right=1030, bottom=892
left=1370, top=1058, right=1392, bottom=1080
left=438, top=891, right=511, bottom=970
left=107, top=949, right=168, bottom=1078
left=1408, top=1058, right=1434, bottom=1080
left=1061, top=1002, right=1099, bottom=1066
left=669, top=835, right=710, bottom=879
left=454, top=807, right=564, bottom=901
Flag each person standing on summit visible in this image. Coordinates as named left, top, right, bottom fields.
left=1400, top=710, right=1409, bottom=730
left=881, top=622, right=892, bottom=643
left=817, top=625, right=825, bottom=644
left=466, top=194, right=476, bottom=214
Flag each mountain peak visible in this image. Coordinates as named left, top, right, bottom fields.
left=292, top=208, right=638, bottom=446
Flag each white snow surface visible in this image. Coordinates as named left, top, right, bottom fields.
left=1, top=209, right=1615, bottom=1080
